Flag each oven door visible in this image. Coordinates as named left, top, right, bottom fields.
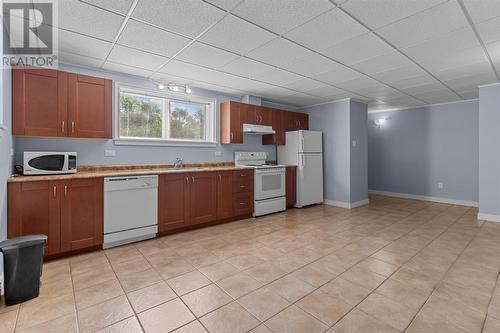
left=254, top=168, right=286, bottom=201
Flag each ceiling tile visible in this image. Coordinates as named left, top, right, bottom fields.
left=282, top=53, right=344, bottom=77
left=283, top=77, right=325, bottom=92
left=303, top=85, right=346, bottom=98
left=285, top=8, right=368, bottom=51
left=58, top=51, right=104, bottom=69
left=219, top=57, right=274, bottom=77
left=401, top=81, right=446, bottom=95
left=379, top=95, right=425, bottom=106
left=58, top=29, right=112, bottom=59
left=334, top=76, right=380, bottom=90
left=176, top=42, right=239, bottom=69
left=58, top=0, right=124, bottom=41
left=118, top=20, right=191, bottom=57
left=107, top=44, right=168, bottom=71
left=487, top=40, right=500, bottom=70
left=371, top=65, right=428, bottom=85
left=444, top=72, right=497, bottom=91
left=341, top=0, right=447, bottom=30
left=414, top=46, right=488, bottom=72
left=271, top=92, right=328, bottom=107
left=462, top=0, right=500, bottom=23
left=457, top=89, right=479, bottom=99
left=313, top=66, right=361, bottom=85
left=199, top=15, right=276, bottom=54
left=252, top=68, right=304, bottom=86
left=476, top=17, right=500, bottom=44
left=102, top=61, right=154, bottom=78
left=376, top=1, right=469, bottom=49
left=160, top=60, right=216, bottom=79
left=416, top=89, right=460, bottom=104
left=388, top=75, right=438, bottom=89
left=321, top=33, right=393, bottom=65
left=351, top=51, right=413, bottom=75
left=259, top=86, right=298, bottom=100
left=132, top=0, right=225, bottom=37
left=233, top=0, right=333, bottom=35
left=356, top=84, right=407, bottom=100
left=80, top=0, right=134, bottom=14
left=433, top=60, right=493, bottom=81
left=246, top=38, right=313, bottom=67
left=204, top=0, right=242, bottom=10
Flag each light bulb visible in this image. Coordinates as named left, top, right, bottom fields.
left=171, top=85, right=179, bottom=92
left=157, top=82, right=164, bottom=90
left=185, top=85, right=192, bottom=94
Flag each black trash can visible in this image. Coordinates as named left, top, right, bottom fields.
left=0, top=235, right=47, bottom=306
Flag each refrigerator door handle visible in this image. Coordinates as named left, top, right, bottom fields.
left=301, top=137, right=305, bottom=152
left=301, top=154, right=305, bottom=167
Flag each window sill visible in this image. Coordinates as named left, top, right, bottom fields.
left=114, top=138, right=217, bottom=148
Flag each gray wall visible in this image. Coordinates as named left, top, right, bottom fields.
left=479, top=84, right=500, bottom=217
left=13, top=63, right=278, bottom=166
left=368, top=100, right=479, bottom=204
left=306, top=100, right=351, bottom=203
left=349, top=100, right=368, bottom=203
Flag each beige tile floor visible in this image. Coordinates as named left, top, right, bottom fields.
left=2, top=195, right=500, bottom=332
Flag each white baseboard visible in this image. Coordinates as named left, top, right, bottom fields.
left=324, top=199, right=369, bottom=209
left=477, top=213, right=500, bottom=223
left=368, top=190, right=478, bottom=207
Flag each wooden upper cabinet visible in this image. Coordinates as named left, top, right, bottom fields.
left=220, top=101, right=243, bottom=144
left=190, top=172, right=217, bottom=225
left=216, top=171, right=233, bottom=220
left=60, top=178, right=103, bottom=252
left=263, top=108, right=285, bottom=145
left=255, top=106, right=272, bottom=126
left=12, top=66, right=68, bottom=137
left=68, top=74, right=112, bottom=139
left=284, top=111, right=309, bottom=131
left=158, top=173, right=191, bottom=232
left=12, top=66, right=112, bottom=139
left=8, top=180, right=61, bottom=255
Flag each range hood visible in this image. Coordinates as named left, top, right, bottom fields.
left=243, top=123, right=275, bottom=135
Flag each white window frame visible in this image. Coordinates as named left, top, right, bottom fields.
left=114, top=84, right=216, bottom=147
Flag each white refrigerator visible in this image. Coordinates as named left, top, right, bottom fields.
left=278, top=130, right=323, bottom=208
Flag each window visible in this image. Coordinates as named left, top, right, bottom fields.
left=116, top=86, right=215, bottom=146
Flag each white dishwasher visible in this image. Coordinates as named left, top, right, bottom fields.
left=104, top=175, right=158, bottom=249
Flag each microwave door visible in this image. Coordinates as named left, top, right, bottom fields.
left=27, top=155, right=65, bottom=174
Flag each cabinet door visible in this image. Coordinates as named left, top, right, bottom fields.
left=12, top=66, right=67, bottom=137
left=256, top=106, right=272, bottom=126
left=233, top=192, right=253, bottom=216
left=241, top=103, right=256, bottom=125
left=220, top=101, right=242, bottom=144
left=190, top=172, right=217, bottom=225
left=158, top=173, right=190, bottom=232
left=263, top=108, right=284, bottom=145
left=8, top=181, right=61, bottom=255
left=61, top=178, right=103, bottom=252
left=68, top=73, right=112, bottom=139
left=284, top=111, right=298, bottom=130
left=217, top=171, right=233, bottom=220
left=296, top=112, right=309, bottom=130
left=286, top=166, right=297, bottom=207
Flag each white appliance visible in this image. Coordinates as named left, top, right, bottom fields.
left=23, top=152, right=77, bottom=175
left=243, top=123, right=275, bottom=135
left=104, top=175, right=158, bottom=248
left=234, top=152, right=286, bottom=217
left=278, top=130, right=323, bottom=208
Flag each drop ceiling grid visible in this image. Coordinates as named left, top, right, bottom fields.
left=64, top=0, right=499, bottom=108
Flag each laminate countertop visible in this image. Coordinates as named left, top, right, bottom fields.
left=7, top=162, right=255, bottom=183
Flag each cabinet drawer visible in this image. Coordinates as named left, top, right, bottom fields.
left=233, top=170, right=253, bottom=193
left=233, top=192, right=253, bottom=216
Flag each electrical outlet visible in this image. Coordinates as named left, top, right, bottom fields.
left=214, top=151, right=222, bottom=156
left=438, top=182, right=444, bottom=189
left=10, top=148, right=14, bottom=156
left=104, top=150, right=116, bottom=157
left=352, top=140, right=357, bottom=147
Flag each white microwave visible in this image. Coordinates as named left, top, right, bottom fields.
left=23, top=152, right=77, bottom=175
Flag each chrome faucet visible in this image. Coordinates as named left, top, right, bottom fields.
left=174, top=157, right=183, bottom=169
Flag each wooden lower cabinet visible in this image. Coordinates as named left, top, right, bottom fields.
left=217, top=171, right=233, bottom=220
left=190, top=172, right=217, bottom=225
left=8, top=178, right=103, bottom=257
left=286, top=166, right=297, bottom=207
left=158, top=173, right=190, bottom=232
left=60, top=179, right=103, bottom=252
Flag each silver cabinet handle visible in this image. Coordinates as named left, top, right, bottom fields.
left=192, top=176, right=195, bottom=183
left=61, top=121, right=65, bottom=133
left=239, top=202, right=245, bottom=205
left=240, top=185, right=246, bottom=188
left=53, top=186, right=56, bottom=198
left=71, top=121, right=75, bottom=133
left=230, top=132, right=234, bottom=140
left=64, top=185, right=67, bottom=197
left=186, top=177, right=189, bottom=184
left=219, top=174, right=222, bottom=182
